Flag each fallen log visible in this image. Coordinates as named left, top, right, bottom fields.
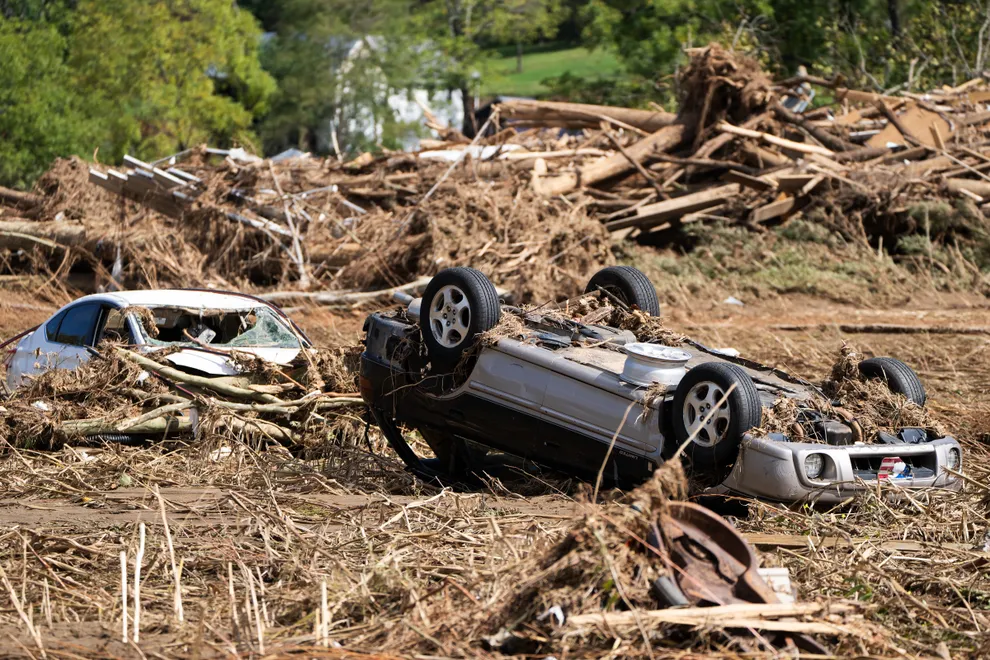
left=0, top=186, right=43, bottom=210
left=567, top=602, right=859, bottom=636
left=740, top=143, right=791, bottom=168
left=945, top=178, right=990, bottom=198
left=718, top=122, right=836, bottom=157
left=259, top=276, right=432, bottom=304
left=771, top=101, right=859, bottom=152
left=497, top=99, right=676, bottom=134
left=606, top=184, right=739, bottom=231
left=0, top=220, right=90, bottom=251
left=536, top=122, right=692, bottom=196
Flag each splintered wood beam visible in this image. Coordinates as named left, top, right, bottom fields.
left=605, top=184, right=739, bottom=232
left=751, top=196, right=808, bottom=223
left=722, top=170, right=778, bottom=191
left=774, top=174, right=818, bottom=193
left=536, top=122, right=692, bottom=196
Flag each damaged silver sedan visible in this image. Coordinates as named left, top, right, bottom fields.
left=4, top=289, right=311, bottom=391
left=360, top=266, right=962, bottom=503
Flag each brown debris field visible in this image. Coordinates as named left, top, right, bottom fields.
left=0, top=44, right=987, bottom=659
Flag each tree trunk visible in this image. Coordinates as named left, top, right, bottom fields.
left=460, top=82, right=477, bottom=138
left=516, top=42, right=524, bottom=73
left=888, top=0, right=901, bottom=40
left=498, top=99, right=676, bottom=133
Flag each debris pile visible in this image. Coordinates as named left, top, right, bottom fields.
left=3, top=45, right=989, bottom=302
left=0, top=341, right=364, bottom=451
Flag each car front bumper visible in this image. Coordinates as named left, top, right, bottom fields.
left=720, top=434, right=962, bottom=503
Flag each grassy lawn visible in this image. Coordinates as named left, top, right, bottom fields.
left=482, top=46, right=622, bottom=97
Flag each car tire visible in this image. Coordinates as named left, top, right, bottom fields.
left=420, top=267, right=501, bottom=370
left=858, top=357, right=926, bottom=406
left=667, top=362, right=763, bottom=476
left=584, top=266, right=660, bottom=316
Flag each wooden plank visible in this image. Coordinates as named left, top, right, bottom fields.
left=606, top=184, right=740, bottom=232
left=899, top=155, right=954, bottom=177
left=122, top=154, right=155, bottom=172
left=751, top=196, right=807, bottom=223
left=722, top=170, right=777, bottom=191
left=967, top=90, right=990, bottom=103
left=88, top=169, right=121, bottom=194
left=942, top=160, right=990, bottom=179
left=835, top=88, right=902, bottom=105
left=799, top=174, right=825, bottom=196
left=166, top=168, right=202, bottom=184
left=151, top=167, right=187, bottom=189
left=868, top=105, right=953, bottom=149
left=961, top=110, right=990, bottom=126
left=774, top=174, right=817, bottom=193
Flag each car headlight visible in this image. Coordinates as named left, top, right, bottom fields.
left=947, top=448, right=961, bottom=471
left=804, top=453, right=825, bottom=480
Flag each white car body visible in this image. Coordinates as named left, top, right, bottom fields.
left=4, top=289, right=310, bottom=392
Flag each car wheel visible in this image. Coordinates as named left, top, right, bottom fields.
left=858, top=357, right=926, bottom=406
left=584, top=266, right=660, bottom=316
left=667, top=362, right=763, bottom=476
left=420, top=267, right=501, bottom=370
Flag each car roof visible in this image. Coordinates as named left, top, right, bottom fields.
left=70, top=289, right=276, bottom=311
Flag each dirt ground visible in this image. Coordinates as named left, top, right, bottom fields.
left=0, top=288, right=988, bottom=658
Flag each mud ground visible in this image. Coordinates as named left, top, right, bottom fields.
left=0, top=289, right=987, bottom=658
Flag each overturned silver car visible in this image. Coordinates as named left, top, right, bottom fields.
left=360, top=266, right=962, bottom=502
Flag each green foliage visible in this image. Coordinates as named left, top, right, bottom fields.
left=413, top=0, right=569, bottom=130
left=541, top=70, right=658, bottom=106
left=580, top=0, right=774, bottom=80
left=254, top=0, right=422, bottom=156
left=0, top=17, right=96, bottom=188
left=0, top=0, right=273, bottom=188
left=69, top=0, right=275, bottom=162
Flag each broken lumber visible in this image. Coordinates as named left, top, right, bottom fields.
left=536, top=122, right=691, bottom=196
left=771, top=102, right=859, bottom=152
left=605, top=184, right=739, bottom=232
left=751, top=196, right=808, bottom=223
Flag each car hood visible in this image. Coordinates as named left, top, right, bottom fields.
left=161, top=347, right=302, bottom=376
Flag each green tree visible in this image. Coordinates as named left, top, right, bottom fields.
left=253, top=0, right=422, bottom=156
left=68, top=0, right=276, bottom=161
left=0, top=17, right=95, bottom=188
left=580, top=0, right=774, bottom=80
left=413, top=0, right=568, bottom=134
left=488, top=0, right=567, bottom=73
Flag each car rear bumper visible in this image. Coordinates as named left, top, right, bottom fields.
left=721, top=434, right=963, bottom=503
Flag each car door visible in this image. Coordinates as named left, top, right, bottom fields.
left=29, top=302, right=105, bottom=378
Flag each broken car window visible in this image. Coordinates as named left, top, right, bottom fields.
left=133, top=307, right=300, bottom=349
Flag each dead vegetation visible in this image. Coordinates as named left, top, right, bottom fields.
left=0, top=42, right=988, bottom=659
left=2, top=45, right=990, bottom=309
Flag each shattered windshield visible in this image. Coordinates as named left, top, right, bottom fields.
left=115, top=306, right=301, bottom=349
